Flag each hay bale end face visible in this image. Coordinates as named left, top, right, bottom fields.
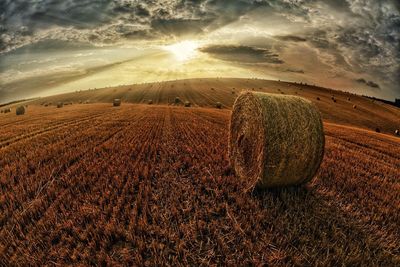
left=16, top=106, right=25, bottom=115
left=184, top=101, right=191, bottom=107
left=229, top=91, right=325, bottom=189
left=113, top=99, right=121, bottom=107
left=395, top=129, right=399, bottom=136
left=57, top=102, right=64, bottom=108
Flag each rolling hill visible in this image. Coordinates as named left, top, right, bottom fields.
left=13, top=78, right=399, bottom=134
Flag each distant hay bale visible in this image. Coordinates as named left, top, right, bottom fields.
left=175, top=97, right=180, bottom=104
left=395, top=129, right=399, bottom=136
left=347, top=97, right=351, bottom=101
left=353, top=105, right=357, bottom=109
left=16, top=106, right=25, bottom=115
left=0, top=110, right=3, bottom=113
left=4, top=108, right=11, bottom=113
left=113, top=99, right=121, bottom=107
left=316, top=97, right=320, bottom=100
left=375, top=128, right=381, bottom=133
left=57, top=102, right=64, bottom=108
left=184, top=101, right=191, bottom=107
left=232, top=91, right=235, bottom=94
left=216, top=102, right=222, bottom=109
left=148, top=99, right=153, bottom=105
left=229, top=92, right=325, bottom=189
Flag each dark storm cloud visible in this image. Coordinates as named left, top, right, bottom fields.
left=285, top=68, right=305, bottom=74
left=150, top=18, right=212, bottom=36
left=275, top=35, right=307, bottom=42
left=356, top=78, right=381, bottom=89
left=200, top=45, right=284, bottom=64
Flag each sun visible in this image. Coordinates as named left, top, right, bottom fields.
left=164, top=41, right=199, bottom=61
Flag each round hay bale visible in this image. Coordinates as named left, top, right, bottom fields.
left=57, top=102, right=64, bottom=108
left=216, top=102, right=222, bottom=109
left=375, top=127, right=381, bottom=133
left=395, top=129, right=399, bottom=136
left=316, top=97, right=320, bottom=101
left=175, top=97, right=180, bottom=104
left=353, top=105, right=357, bottom=109
left=113, top=99, right=121, bottom=107
left=148, top=99, right=153, bottom=105
left=229, top=92, right=325, bottom=189
left=16, top=106, right=25, bottom=115
left=184, top=101, right=191, bottom=107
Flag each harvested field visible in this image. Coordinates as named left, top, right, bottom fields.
left=0, top=104, right=399, bottom=266
left=23, top=78, right=400, bottom=135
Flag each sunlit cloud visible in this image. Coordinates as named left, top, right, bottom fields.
left=0, top=0, right=399, bottom=103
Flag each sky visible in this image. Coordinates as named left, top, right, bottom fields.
left=0, top=0, right=399, bottom=103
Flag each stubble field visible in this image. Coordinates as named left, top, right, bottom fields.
left=0, top=103, right=399, bottom=266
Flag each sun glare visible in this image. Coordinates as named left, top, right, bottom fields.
left=164, top=41, right=199, bottom=61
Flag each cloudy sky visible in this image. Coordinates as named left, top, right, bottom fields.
left=0, top=0, right=399, bottom=103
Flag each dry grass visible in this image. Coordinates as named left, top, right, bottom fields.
left=0, top=104, right=399, bottom=266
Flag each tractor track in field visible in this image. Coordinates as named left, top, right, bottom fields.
left=1, top=112, right=150, bottom=260
left=0, top=111, right=111, bottom=149
left=0, top=105, right=399, bottom=266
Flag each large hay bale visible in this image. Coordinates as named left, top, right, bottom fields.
left=113, top=99, right=121, bottom=107
left=229, top=91, right=325, bottom=189
left=16, top=106, right=25, bottom=115
left=57, top=102, right=64, bottom=108
left=184, top=101, right=191, bottom=107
